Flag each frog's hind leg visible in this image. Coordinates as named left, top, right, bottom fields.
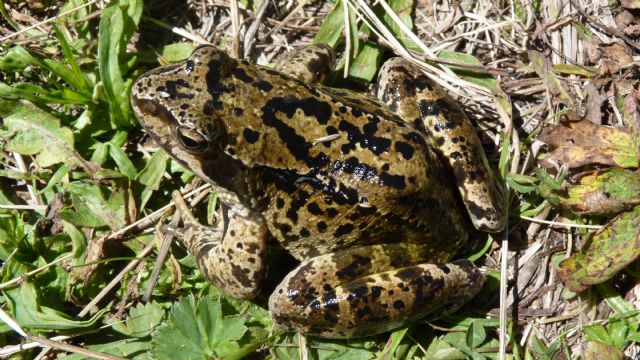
left=274, top=44, right=336, bottom=84
left=169, top=191, right=268, bottom=300
left=268, top=244, right=483, bottom=338
left=376, top=59, right=506, bottom=232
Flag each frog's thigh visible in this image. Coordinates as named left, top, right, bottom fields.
left=268, top=244, right=483, bottom=339
left=377, top=58, right=506, bottom=232
left=171, top=192, right=268, bottom=300
left=274, top=44, right=336, bottom=84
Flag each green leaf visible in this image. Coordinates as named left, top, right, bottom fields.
left=0, top=99, right=95, bottom=171
left=137, top=149, right=169, bottom=210
left=108, top=143, right=137, bottom=179
left=3, top=282, right=106, bottom=330
left=112, top=301, right=165, bottom=337
left=596, top=283, right=640, bottom=324
left=0, top=45, right=91, bottom=102
left=376, top=327, right=408, bottom=359
left=384, top=0, right=418, bottom=50
left=136, top=42, right=196, bottom=64
left=530, top=334, right=549, bottom=355
left=584, top=324, right=610, bottom=344
left=60, top=338, right=152, bottom=360
left=607, top=319, right=629, bottom=349
left=506, top=173, right=537, bottom=193
left=59, top=182, right=126, bottom=230
left=554, top=168, right=640, bottom=216
left=62, top=220, right=87, bottom=261
left=528, top=50, right=572, bottom=105
left=0, top=46, right=37, bottom=71
left=314, top=2, right=345, bottom=47
left=466, top=321, right=487, bottom=348
left=553, top=63, right=596, bottom=77
left=348, top=42, right=384, bottom=82
left=150, top=295, right=247, bottom=359
left=98, top=0, right=143, bottom=128
left=37, top=164, right=70, bottom=195
left=0, top=81, right=91, bottom=105
left=53, top=25, right=90, bottom=92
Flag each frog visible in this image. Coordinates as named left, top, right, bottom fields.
left=130, top=43, right=506, bottom=339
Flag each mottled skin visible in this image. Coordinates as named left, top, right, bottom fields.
left=131, top=44, right=506, bottom=338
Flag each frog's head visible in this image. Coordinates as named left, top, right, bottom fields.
left=131, top=45, right=242, bottom=186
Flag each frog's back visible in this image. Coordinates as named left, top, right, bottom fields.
left=205, top=60, right=470, bottom=260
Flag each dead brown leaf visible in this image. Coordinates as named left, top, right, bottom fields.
left=615, top=10, right=635, bottom=28
left=599, top=41, right=634, bottom=75
left=538, top=113, right=638, bottom=168
left=621, top=0, right=640, bottom=9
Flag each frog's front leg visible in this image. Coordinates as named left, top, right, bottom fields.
left=170, top=191, right=268, bottom=299
left=269, top=244, right=483, bottom=338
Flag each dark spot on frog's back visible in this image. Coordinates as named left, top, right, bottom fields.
left=337, top=120, right=391, bottom=156
left=263, top=96, right=332, bottom=125
left=307, top=202, right=323, bottom=215
left=394, top=141, right=415, bottom=160
left=243, top=128, right=260, bottom=144
left=205, top=59, right=235, bottom=110
left=331, top=157, right=377, bottom=181
left=334, top=223, right=354, bottom=237
left=260, top=96, right=331, bottom=161
left=232, top=67, right=253, bottom=83
left=380, top=172, right=406, bottom=190
left=285, top=190, right=310, bottom=223
left=254, top=80, right=273, bottom=92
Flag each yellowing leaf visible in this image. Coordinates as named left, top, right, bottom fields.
left=556, top=168, right=640, bottom=216
left=557, top=205, right=640, bottom=292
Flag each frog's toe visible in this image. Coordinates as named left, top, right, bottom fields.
left=269, top=257, right=484, bottom=338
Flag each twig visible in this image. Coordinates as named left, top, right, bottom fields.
left=520, top=215, right=603, bottom=230
left=77, top=239, right=155, bottom=317
left=0, top=254, right=72, bottom=290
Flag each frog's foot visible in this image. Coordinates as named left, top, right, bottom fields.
left=170, top=191, right=268, bottom=299
left=268, top=245, right=484, bottom=338
left=376, top=58, right=506, bottom=232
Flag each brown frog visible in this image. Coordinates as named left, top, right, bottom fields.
left=130, top=44, right=506, bottom=338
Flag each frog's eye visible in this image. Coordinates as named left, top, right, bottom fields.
left=176, top=125, right=209, bottom=152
